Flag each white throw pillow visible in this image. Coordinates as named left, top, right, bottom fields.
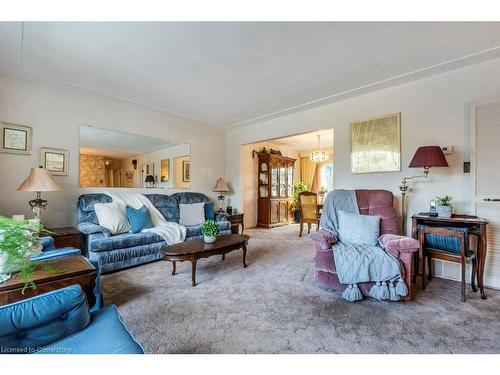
left=179, top=202, right=206, bottom=226
left=94, top=202, right=130, bottom=235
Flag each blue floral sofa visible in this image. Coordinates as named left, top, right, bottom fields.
left=77, top=192, right=231, bottom=273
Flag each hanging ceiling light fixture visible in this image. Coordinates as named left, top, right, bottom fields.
left=310, top=134, right=329, bottom=162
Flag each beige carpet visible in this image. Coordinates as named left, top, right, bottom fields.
left=102, top=225, right=500, bottom=354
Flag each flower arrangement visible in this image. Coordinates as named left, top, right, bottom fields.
left=0, top=216, right=48, bottom=292
left=201, top=220, right=220, bottom=243
left=435, top=195, right=453, bottom=218
left=436, top=195, right=453, bottom=206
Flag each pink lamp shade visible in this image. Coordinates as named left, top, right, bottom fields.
left=16, top=166, right=60, bottom=192
left=408, top=146, right=449, bottom=168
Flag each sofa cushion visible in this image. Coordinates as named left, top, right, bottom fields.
left=38, top=305, right=145, bottom=354
left=144, top=194, right=179, bottom=222
left=204, top=202, right=215, bottom=221
left=90, top=231, right=164, bottom=252
left=337, top=210, right=380, bottom=245
left=94, top=202, right=130, bottom=235
left=355, top=189, right=399, bottom=235
left=179, top=202, right=206, bottom=226
left=185, top=221, right=231, bottom=238
left=78, top=194, right=113, bottom=225
left=126, top=205, right=154, bottom=233
left=0, top=285, right=90, bottom=352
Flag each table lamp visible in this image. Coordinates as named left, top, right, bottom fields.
left=399, top=146, right=449, bottom=234
left=17, top=166, right=61, bottom=220
left=144, top=174, right=155, bottom=188
left=213, top=178, right=230, bottom=212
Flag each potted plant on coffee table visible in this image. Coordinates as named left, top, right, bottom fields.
left=0, top=216, right=45, bottom=291
left=201, top=220, right=220, bottom=244
left=436, top=195, right=453, bottom=218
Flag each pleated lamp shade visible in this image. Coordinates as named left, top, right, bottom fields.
left=213, top=178, right=230, bottom=193
left=17, top=167, right=61, bottom=192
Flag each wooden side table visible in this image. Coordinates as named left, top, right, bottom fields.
left=46, top=226, right=83, bottom=250
left=227, top=213, right=244, bottom=234
left=411, top=213, right=488, bottom=300
left=0, top=256, right=97, bottom=307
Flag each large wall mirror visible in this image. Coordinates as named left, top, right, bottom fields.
left=79, top=126, right=191, bottom=189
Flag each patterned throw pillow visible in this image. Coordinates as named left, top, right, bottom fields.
left=126, top=205, right=154, bottom=234
left=337, top=210, right=381, bottom=245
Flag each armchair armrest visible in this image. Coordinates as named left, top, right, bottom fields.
left=215, top=212, right=229, bottom=222
left=378, top=234, right=420, bottom=257
left=32, top=247, right=81, bottom=262
left=41, top=236, right=55, bottom=251
left=78, top=222, right=111, bottom=237
left=311, top=229, right=337, bottom=250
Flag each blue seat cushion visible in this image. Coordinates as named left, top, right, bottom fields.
left=0, top=285, right=90, bottom=352
left=37, top=305, right=145, bottom=354
left=89, top=231, right=164, bottom=252
left=126, top=205, right=154, bottom=233
left=185, top=221, right=231, bottom=238
left=418, top=225, right=470, bottom=256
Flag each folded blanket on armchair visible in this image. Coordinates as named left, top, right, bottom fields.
left=320, top=190, right=408, bottom=302
left=104, top=192, right=186, bottom=245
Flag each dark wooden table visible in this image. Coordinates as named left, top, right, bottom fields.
left=0, top=256, right=97, bottom=306
left=227, top=213, right=244, bottom=234
left=45, top=227, right=83, bottom=251
left=411, top=213, right=489, bottom=299
left=161, top=234, right=250, bottom=286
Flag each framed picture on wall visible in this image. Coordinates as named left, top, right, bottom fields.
left=0, top=122, right=33, bottom=155
left=350, top=113, right=401, bottom=174
left=182, top=160, right=190, bottom=182
left=40, top=147, right=69, bottom=176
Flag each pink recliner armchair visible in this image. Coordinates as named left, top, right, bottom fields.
left=312, top=189, right=420, bottom=301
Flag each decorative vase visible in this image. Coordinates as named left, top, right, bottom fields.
left=437, top=205, right=452, bottom=218
left=204, top=235, right=216, bottom=244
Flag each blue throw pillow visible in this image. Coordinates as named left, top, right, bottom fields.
left=337, top=210, right=381, bottom=245
left=204, top=202, right=215, bottom=221
left=126, top=205, right=154, bottom=233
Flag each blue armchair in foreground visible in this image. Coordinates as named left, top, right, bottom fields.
left=0, top=284, right=145, bottom=354
left=32, top=236, right=103, bottom=311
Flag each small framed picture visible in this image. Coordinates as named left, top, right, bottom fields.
left=0, top=122, right=33, bottom=155
left=183, top=161, right=190, bottom=182
left=40, top=147, right=69, bottom=176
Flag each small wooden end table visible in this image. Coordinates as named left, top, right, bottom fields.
left=0, top=256, right=97, bottom=307
left=45, top=227, right=83, bottom=251
left=161, top=234, right=250, bottom=286
left=227, top=213, right=245, bottom=234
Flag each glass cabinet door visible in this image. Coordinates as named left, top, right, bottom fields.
left=271, top=164, right=278, bottom=198
left=287, top=164, right=293, bottom=197
left=279, top=163, right=287, bottom=197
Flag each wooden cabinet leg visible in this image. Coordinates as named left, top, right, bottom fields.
left=172, top=261, right=176, bottom=276
left=471, top=257, right=477, bottom=293
left=242, top=244, right=247, bottom=268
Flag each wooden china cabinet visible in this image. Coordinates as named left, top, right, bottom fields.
left=257, top=153, right=296, bottom=228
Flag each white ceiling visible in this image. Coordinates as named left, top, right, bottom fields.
left=270, top=129, right=334, bottom=152
left=1, top=22, right=500, bottom=128
left=79, top=125, right=177, bottom=158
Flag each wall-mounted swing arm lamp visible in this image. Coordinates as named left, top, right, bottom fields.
left=399, top=146, right=449, bottom=235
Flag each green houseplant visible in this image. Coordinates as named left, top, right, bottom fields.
left=0, top=216, right=45, bottom=291
left=436, top=195, right=453, bottom=218
left=290, top=181, right=309, bottom=223
left=201, top=220, right=220, bottom=244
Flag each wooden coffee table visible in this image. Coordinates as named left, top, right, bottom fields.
left=161, top=234, right=250, bottom=286
left=0, top=256, right=97, bottom=307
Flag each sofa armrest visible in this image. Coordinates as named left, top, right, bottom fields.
left=311, top=229, right=338, bottom=250
left=78, top=222, right=111, bottom=237
left=378, top=234, right=420, bottom=257
left=41, top=236, right=55, bottom=251
left=32, top=247, right=81, bottom=262
left=215, top=212, right=229, bottom=222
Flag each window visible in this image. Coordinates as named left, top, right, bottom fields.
left=320, top=163, right=334, bottom=192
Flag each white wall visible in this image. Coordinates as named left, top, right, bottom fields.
left=0, top=74, right=225, bottom=227
left=225, top=57, right=500, bottom=281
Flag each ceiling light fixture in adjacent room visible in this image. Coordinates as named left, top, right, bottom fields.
left=310, top=134, right=329, bottom=162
